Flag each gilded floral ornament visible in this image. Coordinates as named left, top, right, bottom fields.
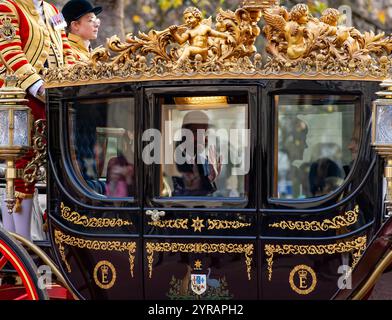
left=264, top=235, right=367, bottom=281
left=268, top=205, right=359, bottom=232
left=54, top=229, right=137, bottom=277
left=44, top=3, right=264, bottom=84
left=262, top=3, right=392, bottom=76
left=60, top=202, right=132, bottom=228
left=44, top=1, right=392, bottom=86
left=146, top=242, right=254, bottom=280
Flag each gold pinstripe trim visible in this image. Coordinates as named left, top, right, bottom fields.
left=1, top=46, right=22, bottom=55
left=17, top=1, right=37, bottom=57
left=7, top=53, right=26, bottom=66
left=21, top=2, right=44, bottom=66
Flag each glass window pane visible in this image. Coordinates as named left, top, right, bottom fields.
left=68, top=98, right=135, bottom=198
left=160, top=95, right=249, bottom=198
left=13, top=110, right=28, bottom=146
left=376, top=105, right=392, bottom=144
left=0, top=110, right=9, bottom=146
left=275, top=95, right=360, bottom=199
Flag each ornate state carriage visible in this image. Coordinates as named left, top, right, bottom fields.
left=1, top=0, right=392, bottom=300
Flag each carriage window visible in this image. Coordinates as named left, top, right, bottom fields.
left=68, top=98, right=135, bottom=198
left=159, top=95, right=249, bottom=198
left=275, top=95, right=360, bottom=200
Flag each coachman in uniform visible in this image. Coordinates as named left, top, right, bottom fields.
left=62, top=0, right=102, bottom=62
left=0, top=0, right=75, bottom=240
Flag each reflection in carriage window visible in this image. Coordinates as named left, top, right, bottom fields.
left=160, top=95, right=248, bottom=198
left=68, top=98, right=135, bottom=198
left=275, top=95, right=360, bottom=199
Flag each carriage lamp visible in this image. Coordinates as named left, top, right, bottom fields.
left=372, top=79, right=392, bottom=217
left=0, top=74, right=32, bottom=214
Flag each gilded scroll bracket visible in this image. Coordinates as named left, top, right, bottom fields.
left=54, top=229, right=137, bottom=278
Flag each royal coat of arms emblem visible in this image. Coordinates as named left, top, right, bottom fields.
left=191, top=274, right=207, bottom=295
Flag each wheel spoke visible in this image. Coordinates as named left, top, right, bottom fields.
left=0, top=254, right=7, bottom=271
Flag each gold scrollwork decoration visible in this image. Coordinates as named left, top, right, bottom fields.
left=23, top=119, right=47, bottom=185
left=207, top=219, right=252, bottom=230
left=147, top=216, right=252, bottom=232
left=146, top=242, right=254, bottom=280
left=54, top=229, right=137, bottom=277
left=264, top=235, right=367, bottom=281
left=60, top=202, right=132, bottom=228
left=44, top=1, right=392, bottom=86
left=261, top=2, right=392, bottom=76
left=148, top=219, right=188, bottom=229
left=268, top=205, right=359, bottom=232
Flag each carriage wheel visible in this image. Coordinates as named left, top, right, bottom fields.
left=0, top=228, right=48, bottom=300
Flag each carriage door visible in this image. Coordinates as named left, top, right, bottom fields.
left=143, top=85, right=258, bottom=299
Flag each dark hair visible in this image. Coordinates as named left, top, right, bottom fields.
left=309, top=158, right=344, bottom=196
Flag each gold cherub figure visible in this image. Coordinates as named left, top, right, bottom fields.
left=263, top=3, right=311, bottom=60
left=169, top=7, right=235, bottom=67
left=320, top=8, right=361, bottom=56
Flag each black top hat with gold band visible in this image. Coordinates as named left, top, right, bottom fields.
left=62, top=0, right=102, bottom=26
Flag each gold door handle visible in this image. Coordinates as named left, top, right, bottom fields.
left=146, top=209, right=166, bottom=222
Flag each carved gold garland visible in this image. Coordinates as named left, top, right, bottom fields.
left=145, top=242, right=254, bottom=280
left=207, top=219, right=252, bottom=230
left=54, top=229, right=137, bottom=278
left=23, top=119, right=47, bottom=184
left=60, top=202, right=132, bottom=228
left=268, top=205, right=359, bottom=232
left=148, top=219, right=189, bottom=229
left=44, top=1, right=392, bottom=87
left=147, top=216, right=251, bottom=232
left=264, top=235, right=367, bottom=281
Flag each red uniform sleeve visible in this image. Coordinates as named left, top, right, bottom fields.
left=0, top=2, right=41, bottom=89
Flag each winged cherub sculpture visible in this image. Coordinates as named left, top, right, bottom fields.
left=263, top=3, right=312, bottom=60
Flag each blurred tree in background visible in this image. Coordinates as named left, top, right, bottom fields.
left=52, top=0, right=392, bottom=47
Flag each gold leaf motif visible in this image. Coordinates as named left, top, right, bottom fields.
left=44, top=2, right=392, bottom=86
left=54, top=229, right=136, bottom=277
left=268, top=205, right=359, bottom=232
left=146, top=242, right=254, bottom=280
left=207, top=219, right=252, bottom=230
left=23, top=120, right=47, bottom=185
left=147, top=216, right=251, bottom=231
left=261, top=3, right=392, bottom=76
left=148, top=219, right=188, bottom=229
left=60, top=202, right=132, bottom=228
left=264, top=235, right=367, bottom=281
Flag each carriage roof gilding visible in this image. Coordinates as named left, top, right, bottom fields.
left=44, top=0, right=392, bottom=88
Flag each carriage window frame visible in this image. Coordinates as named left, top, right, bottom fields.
left=269, top=92, right=363, bottom=205
left=61, top=92, right=139, bottom=203
left=145, top=86, right=257, bottom=208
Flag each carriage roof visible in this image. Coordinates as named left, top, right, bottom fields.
left=44, top=0, right=392, bottom=89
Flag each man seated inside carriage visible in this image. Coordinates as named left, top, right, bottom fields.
left=172, top=111, right=222, bottom=197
